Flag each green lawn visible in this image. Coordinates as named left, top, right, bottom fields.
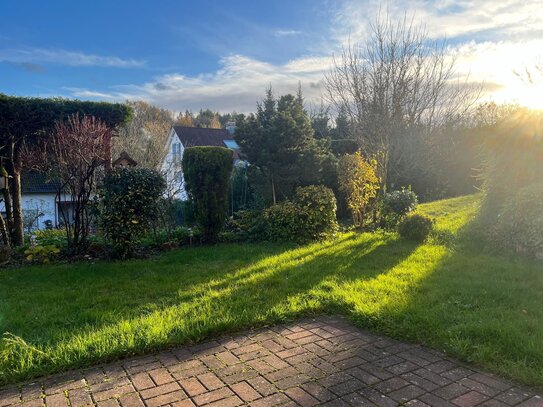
left=1, top=194, right=542, bottom=388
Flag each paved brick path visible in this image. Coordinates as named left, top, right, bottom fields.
left=1, top=316, right=541, bottom=407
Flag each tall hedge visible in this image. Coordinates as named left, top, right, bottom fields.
left=182, top=147, right=233, bottom=242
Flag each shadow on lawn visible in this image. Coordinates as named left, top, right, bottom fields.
left=0, top=231, right=420, bottom=384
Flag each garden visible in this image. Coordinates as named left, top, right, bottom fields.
left=1, top=194, right=543, bottom=390
left=1, top=15, right=543, bottom=393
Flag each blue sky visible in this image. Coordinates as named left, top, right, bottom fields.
left=1, top=0, right=543, bottom=112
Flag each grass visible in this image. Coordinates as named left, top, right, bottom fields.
left=1, top=194, right=542, bottom=388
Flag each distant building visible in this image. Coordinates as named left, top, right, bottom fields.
left=161, top=125, right=241, bottom=200
left=0, top=172, right=66, bottom=231
left=112, top=151, right=138, bottom=168
left=1, top=152, right=136, bottom=232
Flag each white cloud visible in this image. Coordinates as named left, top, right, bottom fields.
left=332, top=0, right=543, bottom=43
left=64, top=88, right=120, bottom=99
left=67, top=54, right=331, bottom=113
left=64, top=1, right=543, bottom=111
left=0, top=47, right=145, bottom=68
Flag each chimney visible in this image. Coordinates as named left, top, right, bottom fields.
left=225, top=121, right=236, bottom=135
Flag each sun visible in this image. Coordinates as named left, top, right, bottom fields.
left=509, top=64, right=543, bottom=110
left=494, top=79, right=543, bottom=111
left=518, top=84, right=543, bottom=110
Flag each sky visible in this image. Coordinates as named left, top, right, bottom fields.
left=1, top=0, right=543, bottom=113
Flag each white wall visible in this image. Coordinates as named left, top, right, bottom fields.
left=160, top=128, right=187, bottom=200
left=0, top=193, right=57, bottom=232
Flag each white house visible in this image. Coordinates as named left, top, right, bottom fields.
left=0, top=152, right=136, bottom=233
left=0, top=172, right=66, bottom=232
left=161, top=124, right=241, bottom=200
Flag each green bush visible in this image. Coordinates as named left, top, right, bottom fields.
left=98, top=168, right=166, bottom=258
left=33, top=229, right=67, bottom=247
left=223, top=210, right=265, bottom=242
left=263, top=185, right=338, bottom=242
left=381, top=188, right=418, bottom=228
left=171, top=226, right=203, bottom=245
left=182, top=147, right=233, bottom=242
left=398, top=214, right=434, bottom=242
left=492, top=183, right=543, bottom=259
left=262, top=201, right=303, bottom=242
left=24, top=245, right=60, bottom=264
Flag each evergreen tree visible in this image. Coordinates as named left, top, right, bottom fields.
left=235, top=88, right=336, bottom=205
left=330, top=106, right=351, bottom=140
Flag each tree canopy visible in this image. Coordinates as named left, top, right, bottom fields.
left=235, top=88, right=336, bottom=205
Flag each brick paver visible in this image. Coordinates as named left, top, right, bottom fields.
left=1, top=316, right=541, bottom=406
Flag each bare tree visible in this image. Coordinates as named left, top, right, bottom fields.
left=114, top=101, right=174, bottom=170
left=324, top=11, right=480, bottom=191
left=48, top=114, right=111, bottom=250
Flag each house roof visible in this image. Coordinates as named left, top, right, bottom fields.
left=21, top=171, right=61, bottom=194
left=173, top=126, right=232, bottom=148
left=172, top=126, right=241, bottom=160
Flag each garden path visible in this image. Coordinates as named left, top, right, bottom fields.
left=1, top=316, right=541, bottom=407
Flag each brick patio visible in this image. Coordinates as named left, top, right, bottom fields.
left=1, top=316, right=541, bottom=407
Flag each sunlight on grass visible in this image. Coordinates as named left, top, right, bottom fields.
left=328, top=245, right=448, bottom=317
left=1, top=194, right=543, bottom=388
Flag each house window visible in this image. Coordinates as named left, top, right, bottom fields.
left=224, top=140, right=239, bottom=150
left=172, top=142, right=181, bottom=155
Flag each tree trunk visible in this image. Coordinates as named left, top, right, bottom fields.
left=0, top=209, right=9, bottom=246
left=380, top=149, right=389, bottom=195
left=6, top=141, right=24, bottom=246
left=2, top=179, right=14, bottom=244
left=11, top=171, right=24, bottom=246
left=271, top=174, right=276, bottom=205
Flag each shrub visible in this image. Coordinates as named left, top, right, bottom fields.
left=492, top=183, right=543, bottom=259
left=223, top=210, right=265, bottom=242
left=294, top=185, right=338, bottom=238
left=24, top=245, right=60, bottom=264
left=33, top=229, right=67, bottom=247
left=398, top=214, right=434, bottom=242
left=263, top=185, right=338, bottom=242
left=262, top=201, right=303, bottom=242
left=98, top=168, right=166, bottom=258
left=182, top=147, right=233, bottom=242
left=338, top=152, right=379, bottom=226
left=140, top=229, right=169, bottom=248
left=171, top=226, right=203, bottom=245
left=381, top=188, right=418, bottom=228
